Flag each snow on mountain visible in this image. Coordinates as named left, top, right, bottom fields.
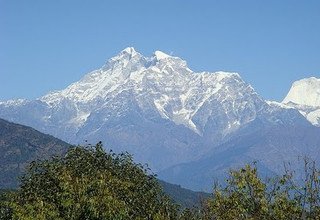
left=283, top=77, right=320, bottom=107
left=0, top=48, right=318, bottom=176
left=0, top=99, right=28, bottom=107
left=154, top=50, right=171, bottom=60
left=34, top=47, right=264, bottom=137
left=282, top=77, right=320, bottom=126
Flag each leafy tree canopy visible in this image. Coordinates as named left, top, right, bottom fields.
left=2, top=142, right=177, bottom=220
left=196, top=161, right=320, bottom=220
left=1, top=143, right=319, bottom=220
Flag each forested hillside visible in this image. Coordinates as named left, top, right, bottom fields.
left=0, top=118, right=70, bottom=188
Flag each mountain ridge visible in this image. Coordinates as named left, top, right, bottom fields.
left=0, top=48, right=319, bottom=190
left=0, top=118, right=70, bottom=189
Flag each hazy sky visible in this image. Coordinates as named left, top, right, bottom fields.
left=1, top=0, right=319, bottom=101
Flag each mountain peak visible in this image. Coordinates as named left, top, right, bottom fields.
left=121, top=47, right=138, bottom=55
left=111, top=47, right=141, bottom=61
left=283, top=77, right=320, bottom=107
left=154, top=50, right=171, bottom=60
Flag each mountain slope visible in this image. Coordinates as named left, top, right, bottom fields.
left=160, top=77, right=320, bottom=191
left=158, top=180, right=209, bottom=208
left=0, top=118, right=70, bottom=189
left=159, top=120, right=320, bottom=191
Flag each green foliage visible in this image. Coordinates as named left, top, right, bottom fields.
left=206, top=164, right=269, bottom=219
left=1, top=141, right=319, bottom=220
left=3, top=142, right=178, bottom=220
left=199, top=160, right=320, bottom=220
left=0, top=190, right=15, bottom=219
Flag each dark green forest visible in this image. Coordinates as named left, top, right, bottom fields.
left=1, top=143, right=319, bottom=220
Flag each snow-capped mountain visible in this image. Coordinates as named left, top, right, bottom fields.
left=38, top=47, right=266, bottom=138
left=282, top=77, right=320, bottom=126
left=0, top=48, right=319, bottom=190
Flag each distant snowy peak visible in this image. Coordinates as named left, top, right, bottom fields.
left=283, top=77, right=320, bottom=107
left=114, top=47, right=141, bottom=59
left=40, top=47, right=244, bottom=105
left=154, top=50, right=171, bottom=60
left=37, top=47, right=264, bottom=135
left=121, top=46, right=138, bottom=55
left=282, top=77, right=320, bottom=126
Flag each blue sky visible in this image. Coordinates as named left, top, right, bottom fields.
left=1, top=0, right=319, bottom=101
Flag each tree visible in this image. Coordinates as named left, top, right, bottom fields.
left=0, top=190, right=14, bottom=219
left=201, top=160, right=320, bottom=220
left=6, top=142, right=178, bottom=219
left=2, top=142, right=319, bottom=220
left=204, top=164, right=269, bottom=219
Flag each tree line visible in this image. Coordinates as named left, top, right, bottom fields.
left=1, top=143, right=319, bottom=219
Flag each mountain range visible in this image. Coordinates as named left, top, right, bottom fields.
left=0, top=47, right=319, bottom=191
